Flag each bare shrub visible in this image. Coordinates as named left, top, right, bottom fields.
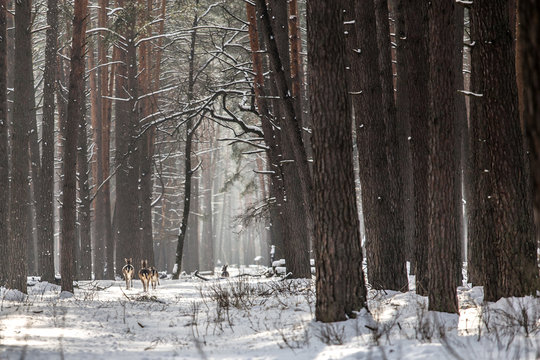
left=314, top=323, right=346, bottom=345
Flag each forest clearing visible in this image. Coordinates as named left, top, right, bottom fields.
left=2, top=266, right=539, bottom=359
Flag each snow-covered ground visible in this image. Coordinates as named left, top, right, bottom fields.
left=1, top=266, right=539, bottom=359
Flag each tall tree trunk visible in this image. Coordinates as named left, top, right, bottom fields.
left=201, top=131, right=215, bottom=272
left=89, top=34, right=104, bottom=280
left=246, top=2, right=285, bottom=263
left=137, top=0, right=155, bottom=267
left=256, top=0, right=311, bottom=278
left=173, top=2, right=200, bottom=278
left=77, top=85, right=92, bottom=280
left=392, top=0, right=415, bottom=271
left=427, top=0, right=459, bottom=313
left=309, top=0, right=368, bottom=322
left=344, top=0, right=407, bottom=291
left=97, top=0, right=113, bottom=279
left=402, top=0, right=430, bottom=294
left=8, top=0, right=33, bottom=293
left=0, top=0, right=8, bottom=286
left=115, top=0, right=141, bottom=275
left=454, top=6, right=467, bottom=285
left=519, top=0, right=540, bottom=241
left=373, top=0, right=407, bottom=289
left=469, top=0, right=538, bottom=300
left=61, top=0, right=88, bottom=293
left=39, top=0, right=58, bottom=283
left=184, top=158, right=200, bottom=273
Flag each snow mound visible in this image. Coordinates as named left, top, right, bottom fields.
left=59, top=291, right=74, bottom=299
left=28, top=281, right=61, bottom=294
left=2, top=289, right=27, bottom=301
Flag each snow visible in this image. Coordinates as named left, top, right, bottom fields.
left=1, top=267, right=539, bottom=359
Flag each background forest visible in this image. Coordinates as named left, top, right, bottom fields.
left=0, top=0, right=539, bottom=326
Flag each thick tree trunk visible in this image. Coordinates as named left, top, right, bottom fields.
left=38, top=0, right=58, bottom=283
left=0, top=0, right=8, bottom=286
left=373, top=0, right=407, bottom=289
left=115, top=1, right=141, bottom=276
left=427, top=0, right=459, bottom=313
left=8, top=0, right=34, bottom=293
left=344, top=0, right=407, bottom=291
left=392, top=0, right=415, bottom=271
left=519, top=0, right=540, bottom=238
left=469, top=0, right=538, bottom=300
left=61, top=0, right=88, bottom=293
left=401, top=0, right=430, bottom=294
left=309, top=0, right=368, bottom=322
left=454, top=6, right=467, bottom=285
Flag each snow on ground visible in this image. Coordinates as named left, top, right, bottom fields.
left=1, top=266, right=539, bottom=360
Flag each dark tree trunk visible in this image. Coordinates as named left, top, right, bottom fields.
left=115, top=1, right=141, bottom=276
left=8, top=0, right=33, bottom=293
left=267, top=0, right=311, bottom=274
left=309, top=0, right=368, bottom=322
left=246, top=2, right=285, bottom=263
left=173, top=119, right=200, bottom=278
left=61, top=0, right=88, bottom=293
left=0, top=0, right=8, bottom=286
left=200, top=136, right=215, bottom=272
left=427, top=0, right=459, bottom=313
left=454, top=6, right=467, bottom=285
left=392, top=0, right=415, bottom=271
left=38, top=0, right=58, bottom=283
left=373, top=0, right=407, bottom=290
left=89, top=38, right=105, bottom=280
left=173, top=4, right=200, bottom=278
left=519, top=0, right=540, bottom=237
left=77, top=89, right=92, bottom=280
left=184, top=143, right=200, bottom=273
left=344, top=0, right=407, bottom=291
left=98, top=0, right=113, bottom=279
left=139, top=129, right=155, bottom=266
left=401, top=0, right=430, bottom=295
left=469, top=0, right=538, bottom=300
left=27, top=61, right=39, bottom=276
left=256, top=0, right=312, bottom=279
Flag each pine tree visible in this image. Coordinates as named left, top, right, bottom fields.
left=309, top=0, right=368, bottom=322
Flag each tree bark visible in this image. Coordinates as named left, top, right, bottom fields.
left=38, top=0, right=58, bottom=283
left=0, top=0, right=8, bottom=286
left=427, top=0, right=459, bottom=313
left=400, top=0, right=430, bottom=295
left=8, top=0, right=34, bottom=293
left=256, top=0, right=311, bottom=278
left=62, top=0, right=88, bottom=293
left=309, top=0, right=368, bottom=322
left=115, top=0, right=141, bottom=276
left=77, top=83, right=92, bottom=280
left=94, top=0, right=113, bottom=280
left=392, top=0, right=415, bottom=271
left=173, top=2, right=200, bottom=278
left=469, top=0, right=538, bottom=300
left=518, top=0, right=540, bottom=252
left=344, top=0, right=407, bottom=291
left=246, top=2, right=285, bottom=263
